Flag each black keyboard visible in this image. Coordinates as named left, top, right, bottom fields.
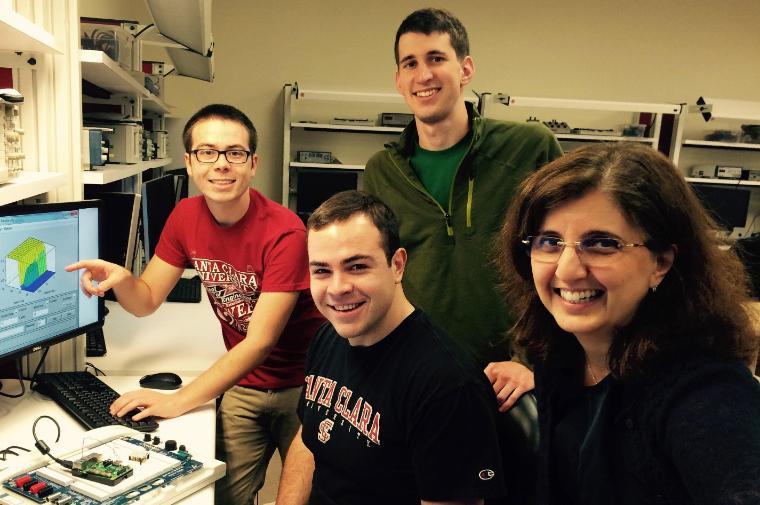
left=33, top=372, right=158, bottom=433
left=166, top=276, right=202, bottom=303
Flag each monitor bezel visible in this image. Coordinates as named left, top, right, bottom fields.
left=0, top=200, right=105, bottom=361
left=93, top=192, right=142, bottom=270
left=141, top=174, right=177, bottom=261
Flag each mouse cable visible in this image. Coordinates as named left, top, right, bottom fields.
left=0, top=445, right=30, bottom=461
left=85, top=362, right=106, bottom=376
left=32, top=415, right=73, bottom=469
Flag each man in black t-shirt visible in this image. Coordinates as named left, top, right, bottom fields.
left=276, top=191, right=505, bottom=505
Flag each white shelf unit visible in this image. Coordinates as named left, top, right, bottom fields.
left=283, top=83, right=415, bottom=211
left=82, top=158, right=173, bottom=185
left=291, top=122, right=405, bottom=134
left=290, top=161, right=365, bottom=171
left=0, top=171, right=66, bottom=206
left=143, top=93, right=170, bottom=114
left=81, top=49, right=149, bottom=96
left=554, top=133, right=654, bottom=143
left=80, top=49, right=170, bottom=114
left=685, top=177, right=760, bottom=187
left=81, top=45, right=172, bottom=187
left=674, top=98, right=760, bottom=237
left=683, top=140, right=760, bottom=151
left=671, top=98, right=760, bottom=168
left=480, top=93, right=681, bottom=151
left=0, top=7, right=62, bottom=54
left=1, top=2, right=81, bottom=206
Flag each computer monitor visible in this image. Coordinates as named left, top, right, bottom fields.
left=689, top=183, right=751, bottom=231
left=84, top=191, right=141, bottom=269
left=296, top=170, right=358, bottom=223
left=141, top=174, right=177, bottom=260
left=0, top=201, right=104, bottom=360
left=164, top=168, right=189, bottom=203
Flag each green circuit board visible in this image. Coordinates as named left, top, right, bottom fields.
left=2, top=436, right=204, bottom=504
left=71, top=454, right=133, bottom=486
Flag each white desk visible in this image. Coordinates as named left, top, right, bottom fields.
left=0, top=376, right=218, bottom=504
left=89, top=289, right=226, bottom=376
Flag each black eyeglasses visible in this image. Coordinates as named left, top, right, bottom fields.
left=522, top=234, right=650, bottom=267
left=190, top=149, right=251, bottom=164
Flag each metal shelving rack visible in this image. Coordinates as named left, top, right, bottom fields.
left=479, top=93, right=681, bottom=151
left=282, top=83, right=411, bottom=209
left=670, top=97, right=760, bottom=168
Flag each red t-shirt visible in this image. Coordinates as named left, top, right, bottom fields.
left=156, top=188, right=324, bottom=389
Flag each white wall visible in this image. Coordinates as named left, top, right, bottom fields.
left=80, top=0, right=760, bottom=202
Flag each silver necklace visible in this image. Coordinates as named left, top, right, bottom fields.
left=586, top=361, right=599, bottom=386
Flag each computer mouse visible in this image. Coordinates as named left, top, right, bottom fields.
left=139, top=372, right=183, bottom=390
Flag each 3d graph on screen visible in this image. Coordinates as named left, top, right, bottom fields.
left=5, top=237, right=56, bottom=292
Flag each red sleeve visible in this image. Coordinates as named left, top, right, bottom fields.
left=154, top=207, right=188, bottom=268
left=261, top=227, right=310, bottom=292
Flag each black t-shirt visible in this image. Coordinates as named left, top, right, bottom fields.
left=298, top=310, right=506, bottom=504
left=551, top=376, right=615, bottom=504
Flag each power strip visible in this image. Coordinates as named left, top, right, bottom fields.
left=0, top=425, right=224, bottom=504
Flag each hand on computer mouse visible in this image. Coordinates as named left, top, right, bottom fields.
left=110, top=387, right=191, bottom=421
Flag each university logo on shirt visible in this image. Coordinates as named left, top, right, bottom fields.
left=304, top=374, right=381, bottom=446
left=192, top=258, right=260, bottom=333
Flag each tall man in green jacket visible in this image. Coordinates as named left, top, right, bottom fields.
left=364, top=8, right=562, bottom=411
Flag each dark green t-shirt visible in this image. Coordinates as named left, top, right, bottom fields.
left=410, top=131, right=472, bottom=208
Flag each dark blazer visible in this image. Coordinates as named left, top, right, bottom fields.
left=534, top=353, right=760, bottom=505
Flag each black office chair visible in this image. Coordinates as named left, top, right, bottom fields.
left=489, top=393, right=539, bottom=505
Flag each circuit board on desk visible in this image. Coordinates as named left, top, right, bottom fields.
left=2, top=435, right=204, bottom=504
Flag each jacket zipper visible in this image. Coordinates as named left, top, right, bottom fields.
left=388, top=114, right=480, bottom=237
left=466, top=176, right=474, bottom=228
left=454, top=124, right=478, bottom=229
left=389, top=155, right=454, bottom=236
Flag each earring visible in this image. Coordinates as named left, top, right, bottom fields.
left=650, top=284, right=659, bottom=293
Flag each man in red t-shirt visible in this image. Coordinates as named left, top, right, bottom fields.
left=67, top=104, right=324, bottom=504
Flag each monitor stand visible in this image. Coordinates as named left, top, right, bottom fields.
left=85, top=307, right=110, bottom=357
left=86, top=327, right=107, bottom=357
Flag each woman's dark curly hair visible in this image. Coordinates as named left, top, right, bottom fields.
left=495, top=143, right=758, bottom=380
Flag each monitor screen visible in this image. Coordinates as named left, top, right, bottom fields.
left=689, top=183, right=751, bottom=231
left=141, top=174, right=177, bottom=259
left=296, top=170, right=358, bottom=220
left=85, top=191, right=141, bottom=269
left=0, top=201, right=104, bottom=360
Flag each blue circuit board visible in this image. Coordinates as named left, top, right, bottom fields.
left=2, top=437, right=203, bottom=504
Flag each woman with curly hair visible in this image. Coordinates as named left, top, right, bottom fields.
left=496, top=142, right=760, bottom=505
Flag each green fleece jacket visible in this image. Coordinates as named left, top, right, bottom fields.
left=364, top=104, right=562, bottom=366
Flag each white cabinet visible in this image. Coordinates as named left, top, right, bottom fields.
left=282, top=83, right=410, bottom=215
